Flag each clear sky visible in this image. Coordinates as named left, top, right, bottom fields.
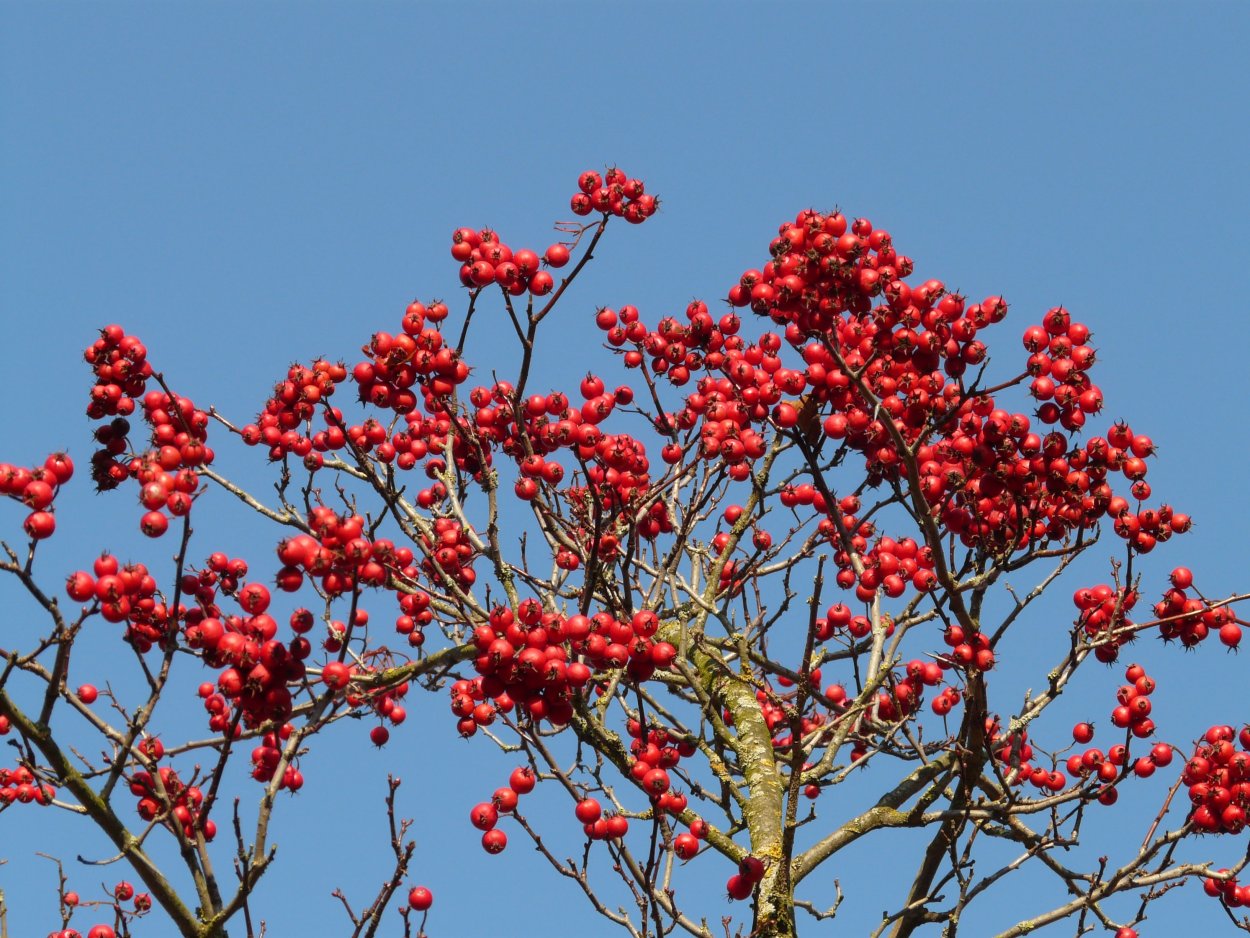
left=2, top=4, right=1249, bottom=937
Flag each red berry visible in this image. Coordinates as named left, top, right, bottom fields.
left=139, top=510, right=168, bottom=537
left=726, top=873, right=753, bottom=900
left=574, top=798, right=602, bottom=824
left=24, top=510, right=55, bottom=539
left=529, top=271, right=554, bottom=296
left=544, top=244, right=571, bottom=268
left=509, top=766, right=536, bottom=794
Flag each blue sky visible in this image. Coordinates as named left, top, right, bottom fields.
left=2, top=4, right=1249, bottom=937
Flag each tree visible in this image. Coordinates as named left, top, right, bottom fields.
left=1, top=165, right=1248, bottom=938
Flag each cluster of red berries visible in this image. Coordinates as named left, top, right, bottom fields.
left=462, top=605, right=680, bottom=740
left=395, top=587, right=433, bottom=646
left=604, top=300, right=723, bottom=387
left=1065, top=737, right=1142, bottom=797
left=464, top=765, right=535, bottom=855
left=0, top=452, right=73, bottom=540
left=1065, top=665, right=1174, bottom=786
left=137, top=390, right=212, bottom=468
left=83, top=324, right=151, bottom=419
left=1153, top=566, right=1241, bottom=649
left=47, top=882, right=151, bottom=938
left=569, top=167, right=657, bottom=225
left=881, top=658, right=949, bottom=722
left=465, top=370, right=665, bottom=552
left=83, top=330, right=214, bottom=498
left=275, top=507, right=416, bottom=597
left=759, top=658, right=952, bottom=764
left=939, top=622, right=997, bottom=672
left=0, top=764, right=55, bottom=806
left=623, top=719, right=694, bottom=808
left=453, top=226, right=558, bottom=296
left=725, top=855, right=767, bottom=901
left=591, top=209, right=1192, bottom=589
left=349, top=670, right=410, bottom=747
left=1204, top=868, right=1250, bottom=908
left=1097, top=424, right=1186, bottom=549
left=246, top=724, right=304, bottom=790
left=417, top=516, right=478, bottom=591
left=129, top=757, right=216, bottom=842
left=452, top=602, right=679, bottom=736
left=356, top=309, right=467, bottom=411
left=986, top=722, right=1070, bottom=793
left=320, top=656, right=413, bottom=751
left=45, top=925, right=118, bottom=938
left=930, top=684, right=963, bottom=717
left=672, top=817, right=710, bottom=860
left=1021, top=307, right=1101, bottom=430
left=66, top=553, right=170, bottom=652
left=241, top=358, right=347, bottom=464
left=1107, top=662, right=1159, bottom=739
left=572, top=797, right=632, bottom=842
left=1072, top=583, right=1140, bottom=663
left=241, top=340, right=465, bottom=480
left=840, top=532, right=939, bottom=603
left=733, top=677, right=828, bottom=754
left=468, top=762, right=640, bottom=858
left=120, top=427, right=207, bottom=538
left=183, top=577, right=307, bottom=730
left=1183, top=724, right=1250, bottom=834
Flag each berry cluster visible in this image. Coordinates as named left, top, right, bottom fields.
left=0, top=764, right=55, bottom=806
left=588, top=209, right=1192, bottom=620
left=355, top=312, right=467, bottom=413
left=82, top=327, right=214, bottom=500
left=463, top=766, right=533, bottom=855
left=883, top=658, right=947, bottom=722
left=1065, top=735, right=1135, bottom=794
left=986, top=722, right=1069, bottom=793
left=1021, top=308, right=1101, bottom=430
left=1183, top=724, right=1250, bottom=834
left=623, top=719, right=694, bottom=809
left=1154, top=566, right=1241, bottom=648
left=83, top=325, right=151, bottom=419
left=452, top=227, right=555, bottom=296
left=938, top=623, right=997, bottom=672
left=1065, top=665, right=1175, bottom=789
left=0, top=452, right=73, bottom=540
left=1107, top=662, right=1159, bottom=739
left=242, top=358, right=347, bottom=464
left=569, top=167, right=658, bottom=225
left=246, top=725, right=303, bottom=790
left=46, top=881, right=151, bottom=938
left=46, top=925, right=118, bottom=938
left=183, top=573, right=307, bottom=730
left=65, top=553, right=169, bottom=652
left=417, top=517, right=479, bottom=591
left=452, top=602, right=679, bottom=738
left=129, top=759, right=216, bottom=842
left=1204, top=869, right=1250, bottom=908
left=1072, top=583, right=1140, bottom=663
left=275, top=508, right=416, bottom=597
left=241, top=329, right=468, bottom=486
left=726, top=855, right=767, bottom=901
left=834, top=530, right=939, bottom=604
